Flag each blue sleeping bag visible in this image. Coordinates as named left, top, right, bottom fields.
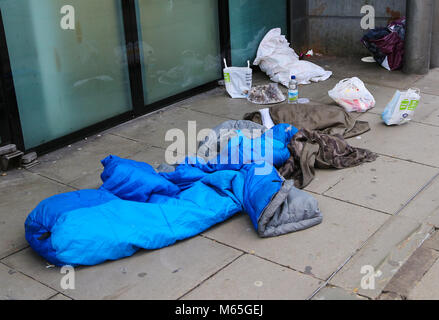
left=25, top=124, right=322, bottom=266
left=25, top=157, right=282, bottom=266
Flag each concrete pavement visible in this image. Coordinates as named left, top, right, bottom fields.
left=1, top=57, right=438, bottom=300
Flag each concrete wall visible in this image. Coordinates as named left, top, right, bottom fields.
left=290, top=0, right=407, bottom=56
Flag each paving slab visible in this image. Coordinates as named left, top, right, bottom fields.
left=298, top=77, right=341, bottom=104
left=181, top=92, right=262, bottom=121
left=0, top=170, right=73, bottom=258
left=408, top=258, right=439, bottom=300
left=308, top=56, right=422, bottom=89
left=330, top=216, right=433, bottom=299
left=412, top=68, right=439, bottom=96
left=305, top=154, right=436, bottom=201
left=399, top=174, right=439, bottom=223
left=351, top=112, right=439, bottom=168
left=182, top=254, right=321, bottom=300
left=2, top=237, right=241, bottom=300
left=0, top=263, right=56, bottom=300
left=28, top=133, right=143, bottom=184
left=204, top=195, right=389, bottom=280
left=312, top=286, right=367, bottom=300
left=111, top=107, right=231, bottom=150
left=322, top=155, right=438, bottom=214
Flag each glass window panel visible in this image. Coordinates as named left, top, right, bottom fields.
left=136, top=0, right=222, bottom=104
left=229, top=0, right=287, bottom=66
left=0, top=0, right=132, bottom=149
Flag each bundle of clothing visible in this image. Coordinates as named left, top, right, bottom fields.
left=361, top=18, right=406, bottom=71
left=244, top=103, right=377, bottom=188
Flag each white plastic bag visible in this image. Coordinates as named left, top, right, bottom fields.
left=253, top=28, right=332, bottom=86
left=382, top=88, right=420, bottom=125
left=328, top=77, right=376, bottom=112
left=223, top=59, right=252, bottom=99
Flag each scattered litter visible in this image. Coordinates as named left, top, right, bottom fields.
left=223, top=59, right=252, bottom=99
left=46, top=263, right=55, bottom=269
left=299, top=49, right=314, bottom=60
left=328, top=77, right=375, bottom=112
left=361, top=18, right=406, bottom=71
left=382, top=88, right=421, bottom=125
left=1, top=173, right=6, bottom=176
left=297, top=98, right=310, bottom=104
left=288, top=75, right=299, bottom=104
left=77, top=148, right=82, bottom=151
left=361, top=56, right=376, bottom=63
left=68, top=145, right=72, bottom=148
left=356, top=136, right=362, bottom=140
left=254, top=281, right=263, bottom=287
left=247, top=83, right=285, bottom=105
left=253, top=28, right=332, bottom=86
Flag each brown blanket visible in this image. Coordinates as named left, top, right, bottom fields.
left=244, top=103, right=370, bottom=138
left=278, top=129, right=378, bottom=189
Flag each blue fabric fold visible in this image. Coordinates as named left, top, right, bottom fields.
left=25, top=124, right=297, bottom=266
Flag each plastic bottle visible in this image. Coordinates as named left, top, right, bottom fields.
left=288, top=75, right=299, bottom=104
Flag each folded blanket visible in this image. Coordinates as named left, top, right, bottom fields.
left=244, top=103, right=370, bottom=138
left=278, top=129, right=378, bottom=189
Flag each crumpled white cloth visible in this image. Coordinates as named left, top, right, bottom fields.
left=254, top=28, right=332, bottom=86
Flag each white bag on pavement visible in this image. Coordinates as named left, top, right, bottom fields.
left=223, top=59, right=252, bottom=99
left=382, top=88, right=421, bottom=125
left=328, top=77, right=376, bottom=112
left=253, top=28, right=332, bottom=86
